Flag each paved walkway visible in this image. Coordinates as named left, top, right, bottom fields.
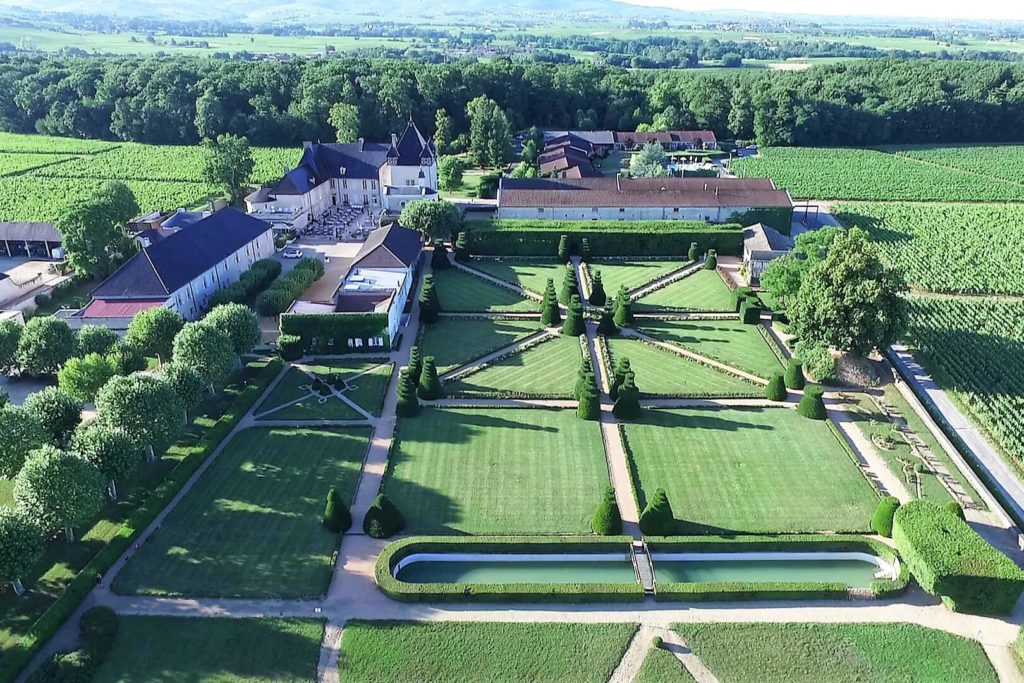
left=827, top=396, right=911, bottom=502
left=657, top=626, right=721, bottom=683
left=608, top=625, right=656, bottom=683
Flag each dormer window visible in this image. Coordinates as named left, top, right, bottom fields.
left=339, top=166, right=346, bottom=175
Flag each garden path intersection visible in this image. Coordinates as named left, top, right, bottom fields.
left=23, top=250, right=1024, bottom=683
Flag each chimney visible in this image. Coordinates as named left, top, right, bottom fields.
left=391, top=133, right=398, bottom=147
left=704, top=182, right=708, bottom=191
left=358, top=137, right=364, bottom=151
left=715, top=187, right=719, bottom=197
left=615, top=173, right=621, bottom=192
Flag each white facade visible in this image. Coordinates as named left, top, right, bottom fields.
left=339, top=265, right=413, bottom=343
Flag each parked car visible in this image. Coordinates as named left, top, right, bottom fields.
left=282, top=247, right=303, bottom=259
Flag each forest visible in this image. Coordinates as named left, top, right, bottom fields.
left=3, top=56, right=1024, bottom=147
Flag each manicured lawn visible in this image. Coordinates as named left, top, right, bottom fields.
left=432, top=267, right=537, bottom=312
left=676, top=623, right=996, bottom=683
left=256, top=367, right=314, bottom=415
left=114, top=427, right=371, bottom=598
left=622, top=407, right=879, bottom=533
left=604, top=338, right=761, bottom=397
left=263, top=394, right=365, bottom=421
left=444, top=335, right=582, bottom=398
left=636, top=646, right=696, bottom=683
left=383, top=407, right=608, bottom=534
left=587, top=260, right=692, bottom=295
left=467, top=259, right=569, bottom=296
left=338, top=621, right=637, bottom=683
left=636, top=269, right=734, bottom=311
left=256, top=360, right=392, bottom=419
left=93, top=616, right=323, bottom=683
left=639, top=318, right=784, bottom=379
left=418, top=318, right=541, bottom=372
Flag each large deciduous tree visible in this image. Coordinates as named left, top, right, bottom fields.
left=433, top=108, right=452, bottom=154
left=23, top=386, right=82, bottom=447
left=72, top=422, right=141, bottom=500
left=628, top=142, right=668, bottom=178
left=76, top=325, right=119, bottom=357
left=204, top=303, right=260, bottom=356
left=14, top=445, right=105, bottom=542
left=201, top=133, right=255, bottom=205
left=57, top=181, right=138, bottom=279
left=466, top=96, right=512, bottom=168
left=328, top=102, right=360, bottom=142
left=159, top=362, right=205, bottom=421
left=760, top=227, right=842, bottom=306
left=94, top=373, right=185, bottom=460
left=15, top=316, right=76, bottom=376
left=399, top=200, right=459, bottom=241
left=437, top=156, right=464, bottom=192
left=124, top=306, right=184, bottom=363
left=171, top=322, right=237, bottom=390
left=0, top=405, right=47, bottom=478
left=0, top=320, right=20, bottom=376
left=0, top=509, right=43, bottom=595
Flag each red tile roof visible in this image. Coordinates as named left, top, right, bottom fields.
left=82, top=298, right=166, bottom=319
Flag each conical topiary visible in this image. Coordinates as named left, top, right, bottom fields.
left=612, top=372, right=641, bottom=420
left=562, top=295, right=585, bottom=336
left=560, top=265, right=579, bottom=304
left=687, top=241, right=698, bottom=262
left=407, top=346, right=423, bottom=385
left=703, top=249, right=718, bottom=270
left=577, top=373, right=600, bottom=421
left=610, top=357, right=631, bottom=401
left=785, top=358, right=806, bottom=390
left=765, top=372, right=787, bottom=402
left=871, top=496, right=900, bottom=537
left=596, top=302, right=618, bottom=336
left=580, top=238, right=592, bottom=263
left=322, top=487, right=352, bottom=533
left=639, top=488, right=675, bottom=536
left=589, top=270, right=607, bottom=306
left=430, top=240, right=450, bottom=270
left=417, top=356, right=443, bottom=400
left=574, top=356, right=594, bottom=399
left=797, top=385, right=827, bottom=420
left=418, top=274, right=440, bottom=323
left=557, top=234, right=570, bottom=263
left=540, top=278, right=561, bottom=327
left=454, top=230, right=470, bottom=262
left=613, top=291, right=634, bottom=327
left=592, top=486, right=622, bottom=535
left=395, top=369, right=420, bottom=417
left=363, top=493, right=405, bottom=538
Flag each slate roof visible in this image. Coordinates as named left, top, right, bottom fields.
left=350, top=224, right=422, bottom=271
left=245, top=187, right=275, bottom=204
left=744, top=222, right=794, bottom=258
left=161, top=209, right=206, bottom=229
left=614, top=130, right=717, bottom=147
left=543, top=130, right=615, bottom=146
left=0, top=222, right=61, bottom=242
left=92, top=208, right=271, bottom=300
left=499, top=177, right=792, bottom=209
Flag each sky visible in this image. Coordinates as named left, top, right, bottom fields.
left=618, top=0, right=1024, bottom=21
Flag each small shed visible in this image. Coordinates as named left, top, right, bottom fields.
left=743, top=223, right=794, bottom=285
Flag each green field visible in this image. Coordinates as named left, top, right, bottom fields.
left=432, top=267, right=537, bottom=312
left=622, top=407, right=879, bottom=533
left=635, top=270, right=734, bottom=311
left=639, top=319, right=783, bottom=379
left=93, top=616, right=323, bottom=683
left=383, top=407, right=608, bottom=534
left=587, top=260, right=692, bottom=295
left=256, top=360, right=392, bottom=420
left=113, top=427, right=371, bottom=598
left=418, top=318, right=541, bottom=372
left=338, top=621, right=637, bottom=682
left=444, top=335, right=582, bottom=398
left=676, top=623, right=996, bottom=683
left=467, top=259, right=570, bottom=297
left=636, top=646, right=695, bottom=683
left=605, top=338, right=761, bottom=398
left=888, top=144, right=1024, bottom=185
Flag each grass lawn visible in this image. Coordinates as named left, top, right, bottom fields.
left=255, top=367, right=315, bottom=415
left=604, top=338, right=761, bottom=397
left=262, top=394, right=365, bottom=421
left=636, top=646, right=696, bottom=683
left=467, top=259, right=569, bottom=297
left=444, top=335, right=582, bottom=398
left=639, top=319, right=784, bottom=379
left=0, top=478, right=12, bottom=508
left=93, top=616, right=323, bottom=683
left=256, top=360, right=392, bottom=419
left=587, top=260, right=692, bottom=295
left=432, top=267, right=537, bottom=312
left=383, top=407, right=608, bottom=534
left=338, top=621, right=637, bottom=683
left=676, top=623, right=996, bottom=683
left=419, top=318, right=541, bottom=372
left=622, top=407, right=879, bottom=533
left=636, top=269, right=734, bottom=311
left=113, top=427, right=371, bottom=598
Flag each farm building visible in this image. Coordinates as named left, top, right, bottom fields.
left=0, top=222, right=62, bottom=259
left=742, top=222, right=794, bottom=285
left=614, top=130, right=718, bottom=151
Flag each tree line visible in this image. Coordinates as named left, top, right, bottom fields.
left=4, top=56, right=1024, bottom=147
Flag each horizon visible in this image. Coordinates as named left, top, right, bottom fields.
left=616, top=0, right=1024, bottom=23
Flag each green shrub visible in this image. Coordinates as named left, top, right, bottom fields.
left=573, top=357, right=593, bottom=400
left=610, top=357, right=631, bottom=401
left=322, top=487, right=352, bottom=533
left=562, top=296, right=585, bottom=337
left=279, top=312, right=389, bottom=353
left=687, top=241, right=698, bottom=262
left=417, top=356, right=443, bottom=400
left=613, top=291, right=633, bottom=327
left=580, top=238, right=592, bottom=262
left=596, top=303, right=618, bottom=336
left=731, top=286, right=752, bottom=312
left=765, top=373, right=787, bottom=401
left=612, top=373, right=641, bottom=420
left=407, top=346, right=423, bottom=385
left=577, top=375, right=600, bottom=422
left=639, top=488, right=675, bottom=536
left=739, top=300, right=761, bottom=324
left=559, top=265, right=579, bottom=304
left=395, top=369, right=419, bottom=418
left=540, top=279, right=561, bottom=327
left=419, top=274, right=440, bottom=324
left=797, top=385, right=827, bottom=420
left=79, top=606, right=117, bottom=661
left=589, top=270, right=606, bottom=306
left=784, top=358, right=806, bottom=390
left=794, top=340, right=835, bottom=383
left=871, top=496, right=900, bottom=537
left=277, top=333, right=303, bottom=361
left=363, top=494, right=405, bottom=538
left=592, top=486, right=622, bottom=535
left=557, top=234, right=569, bottom=263
left=652, top=636, right=664, bottom=648
left=943, top=500, right=966, bottom=521
left=893, top=500, right=1024, bottom=614
left=704, top=249, right=718, bottom=270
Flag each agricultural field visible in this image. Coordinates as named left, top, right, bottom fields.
left=834, top=202, right=1024, bottom=295
left=622, top=407, right=879, bottom=533
left=635, top=269, right=735, bottom=312
left=444, top=335, right=582, bottom=398
left=676, top=623, right=996, bottom=683
left=337, top=621, right=638, bottom=682
left=604, top=338, right=762, bottom=398
left=93, top=616, right=324, bottom=683
left=586, top=260, right=693, bottom=295
left=638, top=318, right=784, bottom=379
left=887, top=144, right=1024, bottom=185
left=382, top=407, right=608, bottom=534
left=113, top=426, right=372, bottom=598
left=431, top=267, right=537, bottom=312
left=732, top=147, right=1024, bottom=202
left=417, top=317, right=541, bottom=372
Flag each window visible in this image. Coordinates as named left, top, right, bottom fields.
left=537, top=208, right=544, bottom=214
left=235, top=254, right=240, bottom=263
left=591, top=207, right=599, bottom=213
left=619, top=208, right=625, bottom=213
left=343, top=179, right=347, bottom=189
left=362, top=180, right=367, bottom=190
left=673, top=207, right=679, bottom=213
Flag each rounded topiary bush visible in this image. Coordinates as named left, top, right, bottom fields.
left=687, top=241, right=698, bottom=262
left=592, top=486, right=622, bottom=535
left=639, top=488, right=675, bottom=536
left=703, top=249, right=717, bottom=270
left=277, top=333, right=303, bottom=361
left=944, top=500, right=966, bottom=521
left=785, top=358, right=806, bottom=390
left=363, top=493, right=405, bottom=538
left=797, top=385, right=827, bottom=420
left=765, top=373, right=787, bottom=402
left=652, top=636, right=664, bottom=649
left=871, top=496, right=900, bottom=537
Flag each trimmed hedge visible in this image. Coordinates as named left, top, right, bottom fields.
left=765, top=373, right=787, bottom=402
left=465, top=220, right=743, bottom=257
left=893, top=500, right=1024, bottom=614
left=363, top=493, right=405, bottom=538
left=26, top=607, right=118, bottom=682
left=279, top=312, right=389, bottom=354
left=375, top=535, right=644, bottom=603
left=871, top=497, right=900, bottom=537
left=797, top=385, right=827, bottom=420
left=209, top=259, right=281, bottom=307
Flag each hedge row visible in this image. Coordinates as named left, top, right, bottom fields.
left=254, top=257, right=325, bottom=316
left=209, top=259, right=281, bottom=308
left=464, top=220, right=743, bottom=257
left=375, top=536, right=645, bottom=603
left=279, top=312, right=390, bottom=354
left=893, top=500, right=1024, bottom=614
left=0, top=358, right=282, bottom=682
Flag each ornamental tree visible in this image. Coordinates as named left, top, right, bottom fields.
left=580, top=238, right=592, bottom=263
left=399, top=200, right=460, bottom=240
left=159, top=362, right=205, bottom=421
left=58, top=353, right=116, bottom=403
left=612, top=373, right=641, bottom=420
left=703, top=249, right=718, bottom=270
left=0, top=405, right=47, bottom=478
left=638, top=488, right=675, bottom=535
left=417, top=356, right=443, bottom=400
left=322, top=487, right=352, bottom=533
left=72, top=422, right=140, bottom=500
left=797, top=385, right=827, bottom=420
left=395, top=369, right=419, bottom=418
left=438, top=155, right=465, bottom=192
left=407, top=346, right=423, bottom=386
left=57, top=181, right=138, bottom=279
left=562, top=295, right=585, bottom=337
left=76, top=325, right=118, bottom=357
left=205, top=303, right=260, bottom=356
left=125, top=307, right=184, bottom=363
left=597, top=303, right=618, bottom=336
left=0, top=509, right=43, bottom=595
left=592, top=486, right=622, bottom=535
left=574, top=356, right=594, bottom=400
left=418, top=275, right=440, bottom=324
left=201, top=133, right=255, bottom=205
left=557, top=234, right=570, bottom=263
left=0, top=319, right=21, bottom=375
left=629, top=142, right=668, bottom=178
left=430, top=240, right=451, bottom=271
left=760, top=226, right=842, bottom=306
left=589, top=270, right=606, bottom=306
left=95, top=373, right=185, bottom=459
left=559, top=266, right=579, bottom=304
left=106, top=340, right=147, bottom=376
left=687, top=241, right=698, bottom=262
left=16, top=316, right=76, bottom=376
left=871, top=496, right=900, bottom=538
left=577, top=375, right=600, bottom=421
left=454, top=230, right=470, bottom=262
left=172, top=322, right=237, bottom=390
left=613, top=290, right=634, bottom=327
left=23, top=386, right=82, bottom=447
left=14, top=445, right=105, bottom=542
left=610, top=357, right=632, bottom=401
left=540, top=279, right=561, bottom=327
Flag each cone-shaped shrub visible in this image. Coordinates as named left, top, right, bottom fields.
left=613, top=373, right=641, bottom=420
left=687, top=241, right=698, bottom=262
left=557, top=234, right=570, bottom=263
left=785, top=358, right=806, bottom=390
left=395, top=369, right=420, bottom=417
left=454, top=230, right=470, bottom=262
left=639, top=488, right=675, bottom=536
left=610, top=357, right=631, bottom=401
left=797, top=385, right=827, bottom=420
left=562, top=295, right=585, bottom=336
left=430, top=240, right=450, bottom=270
left=322, top=487, right=352, bottom=533
left=418, top=274, right=440, bottom=324
left=560, top=265, right=579, bottom=304
left=589, top=270, right=607, bottom=306
left=577, top=374, right=600, bottom=421
left=580, top=238, right=592, bottom=262
left=704, top=249, right=718, bottom=270
left=407, top=346, right=423, bottom=385
left=363, top=493, right=405, bottom=538
left=613, top=292, right=634, bottom=327
left=871, top=496, right=901, bottom=537
left=765, top=372, right=787, bottom=401
left=597, top=303, right=618, bottom=336
left=574, top=357, right=594, bottom=399
left=592, top=486, right=622, bottom=535
left=944, top=500, right=966, bottom=521
left=731, top=286, right=753, bottom=312
left=417, top=356, right=443, bottom=400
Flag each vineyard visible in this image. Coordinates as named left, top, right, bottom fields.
left=732, top=147, right=1024, bottom=202
left=0, top=133, right=299, bottom=223
left=888, top=144, right=1024, bottom=186
left=834, top=202, right=1024, bottom=296
left=907, top=297, right=1024, bottom=472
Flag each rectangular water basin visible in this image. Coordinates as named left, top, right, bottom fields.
left=393, top=552, right=637, bottom=584
left=651, top=551, right=895, bottom=589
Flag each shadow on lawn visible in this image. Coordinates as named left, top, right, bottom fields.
left=396, top=407, right=560, bottom=446
left=640, top=407, right=774, bottom=433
